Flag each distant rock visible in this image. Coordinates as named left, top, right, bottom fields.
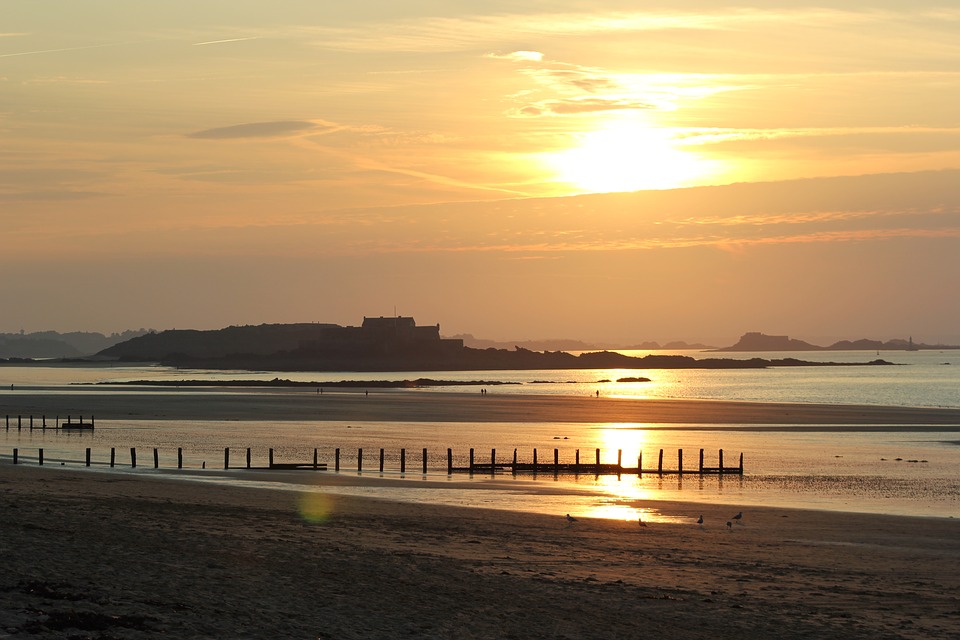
left=716, top=332, right=958, bottom=352
left=714, top=332, right=821, bottom=352
left=0, top=329, right=151, bottom=359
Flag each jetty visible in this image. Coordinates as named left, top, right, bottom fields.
left=5, top=415, right=94, bottom=431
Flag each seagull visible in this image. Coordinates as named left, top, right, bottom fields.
left=726, top=521, right=732, bottom=531
left=566, top=513, right=578, bottom=523
left=638, top=517, right=647, bottom=528
left=697, top=514, right=704, bottom=527
left=732, top=511, right=743, bottom=525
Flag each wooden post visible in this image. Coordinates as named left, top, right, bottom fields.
left=224, top=447, right=229, bottom=470
left=678, top=449, right=683, bottom=473
left=30, top=415, right=33, bottom=430
left=91, top=416, right=95, bottom=429
left=313, top=448, right=318, bottom=470
left=12, top=448, right=17, bottom=464
left=658, top=449, right=663, bottom=475
left=617, top=449, right=622, bottom=468
left=39, top=448, right=43, bottom=466
left=335, top=448, right=340, bottom=471
left=533, top=448, right=538, bottom=471
left=379, top=448, right=385, bottom=473
left=269, top=448, right=275, bottom=468
left=86, top=448, right=91, bottom=467
left=18, top=415, right=22, bottom=431
left=246, top=448, right=251, bottom=469
left=358, top=448, right=363, bottom=472
left=447, top=448, right=452, bottom=474
left=155, top=448, right=159, bottom=469
left=110, top=447, right=116, bottom=467
left=575, top=449, right=580, bottom=474
left=554, top=448, right=559, bottom=475
left=42, top=415, right=46, bottom=430
left=4, top=415, right=7, bottom=429
left=699, top=448, right=704, bottom=474
left=718, top=449, right=724, bottom=475
left=491, top=448, right=496, bottom=473
left=512, top=448, right=517, bottom=475
left=469, top=448, right=475, bottom=473
left=422, top=447, right=427, bottom=474
left=639, top=451, right=643, bottom=476
left=401, top=448, right=406, bottom=473
left=595, top=448, right=600, bottom=474
left=739, top=452, right=744, bottom=474
left=130, top=447, right=136, bottom=468
left=178, top=448, right=183, bottom=469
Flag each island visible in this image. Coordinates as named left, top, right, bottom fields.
left=90, top=316, right=894, bottom=372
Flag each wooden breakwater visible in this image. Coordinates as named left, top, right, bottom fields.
left=5, top=415, right=94, bottom=430
left=3, top=445, right=742, bottom=476
left=451, top=447, right=743, bottom=476
left=4, top=446, right=326, bottom=471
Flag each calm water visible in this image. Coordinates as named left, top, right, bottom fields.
left=1, top=351, right=958, bottom=520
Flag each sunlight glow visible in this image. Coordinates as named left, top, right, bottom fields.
left=549, top=118, right=715, bottom=193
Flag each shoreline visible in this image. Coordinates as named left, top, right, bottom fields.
left=5, top=387, right=960, bottom=424
left=2, top=464, right=958, bottom=638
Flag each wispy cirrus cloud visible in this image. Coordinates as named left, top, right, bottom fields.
left=515, top=97, right=654, bottom=117
left=296, top=9, right=893, bottom=54
left=187, top=120, right=339, bottom=140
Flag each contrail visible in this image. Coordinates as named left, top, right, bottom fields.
left=193, top=37, right=259, bottom=46
left=0, top=42, right=123, bottom=58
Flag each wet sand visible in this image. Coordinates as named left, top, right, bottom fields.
left=6, top=387, right=960, bottom=425
left=1, top=465, right=958, bottom=639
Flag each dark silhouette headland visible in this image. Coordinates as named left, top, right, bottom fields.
left=714, top=332, right=957, bottom=352
left=93, top=316, right=895, bottom=372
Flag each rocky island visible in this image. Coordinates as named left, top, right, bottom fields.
left=92, top=316, right=894, bottom=372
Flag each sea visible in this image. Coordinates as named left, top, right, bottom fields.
left=2, top=349, right=958, bottom=523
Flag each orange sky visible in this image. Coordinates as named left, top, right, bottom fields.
left=2, top=2, right=959, bottom=344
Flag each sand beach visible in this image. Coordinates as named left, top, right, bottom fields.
left=2, top=465, right=959, bottom=639
left=3, top=389, right=960, bottom=638
left=7, top=387, right=960, bottom=425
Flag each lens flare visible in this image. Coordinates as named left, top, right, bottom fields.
left=298, top=491, right=333, bottom=524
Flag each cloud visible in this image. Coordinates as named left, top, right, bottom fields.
left=512, top=97, right=654, bottom=117
left=295, top=8, right=902, bottom=54
left=187, top=120, right=335, bottom=140
left=486, top=51, right=544, bottom=62
left=0, top=190, right=105, bottom=202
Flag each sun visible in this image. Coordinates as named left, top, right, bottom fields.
left=548, top=119, right=712, bottom=193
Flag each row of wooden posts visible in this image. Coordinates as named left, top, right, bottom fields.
left=4, top=446, right=743, bottom=476
left=5, top=415, right=93, bottom=430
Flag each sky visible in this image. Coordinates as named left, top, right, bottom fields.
left=2, top=1, right=959, bottom=345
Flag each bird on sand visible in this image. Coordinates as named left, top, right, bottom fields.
left=732, top=511, right=743, bottom=524
left=566, top=513, right=578, bottom=523
left=697, top=514, right=704, bottom=527
left=726, top=521, right=733, bottom=531
left=638, top=517, right=647, bottom=528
